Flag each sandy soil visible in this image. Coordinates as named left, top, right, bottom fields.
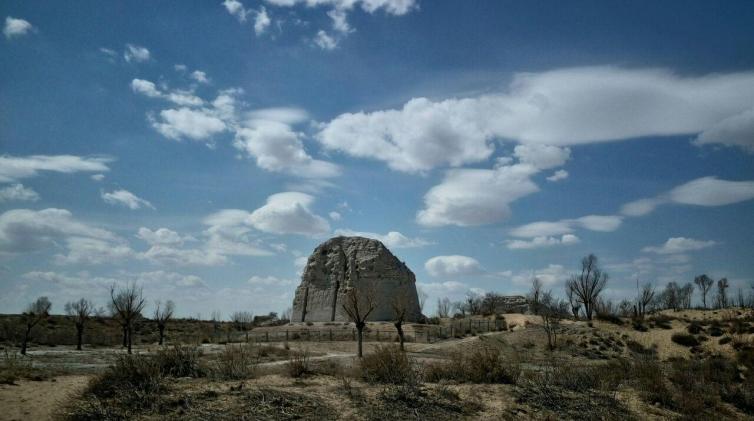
left=0, top=375, right=90, bottom=421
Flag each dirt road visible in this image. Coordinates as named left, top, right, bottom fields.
left=0, top=375, right=90, bottom=421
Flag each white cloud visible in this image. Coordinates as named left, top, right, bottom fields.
left=546, top=169, right=568, bottom=182
left=123, top=44, right=150, bottom=63
left=264, top=0, right=417, bottom=16
left=329, top=211, right=341, bottom=221
left=254, top=7, right=271, bottom=35
left=621, top=176, right=754, bottom=217
left=101, top=189, right=154, bottom=210
left=327, top=9, right=351, bottom=33
left=0, top=155, right=112, bottom=183
left=669, top=176, right=754, bottom=206
left=294, top=255, right=309, bottom=275
left=510, top=215, right=622, bottom=238
left=642, top=237, right=717, bottom=255
left=318, top=67, right=754, bottom=171
left=0, top=184, right=39, bottom=202
left=248, top=192, right=330, bottom=236
left=417, top=280, right=470, bottom=296
left=513, top=144, right=570, bottom=170
left=417, top=163, right=540, bottom=227
left=233, top=119, right=340, bottom=178
left=190, top=70, right=210, bottom=84
left=136, top=227, right=191, bottom=246
left=694, top=108, right=754, bottom=153
left=313, top=30, right=337, bottom=50
left=91, top=174, right=105, bottom=182
left=150, top=107, right=227, bottom=141
left=224, top=0, right=249, bottom=22
left=4, top=17, right=34, bottom=39
left=505, top=234, right=579, bottom=250
left=131, top=79, right=204, bottom=106
left=248, top=275, right=294, bottom=286
left=334, top=229, right=432, bottom=248
left=501, top=264, right=569, bottom=288
left=0, top=208, right=131, bottom=265
left=425, top=255, right=482, bottom=277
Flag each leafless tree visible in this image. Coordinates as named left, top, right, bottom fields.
left=281, top=307, right=292, bottom=322
left=20, top=297, right=52, bottom=355
left=618, top=299, right=633, bottom=317
left=436, top=297, right=451, bottom=318
left=64, top=298, right=93, bottom=351
left=659, top=282, right=680, bottom=311
left=528, top=278, right=543, bottom=314
left=565, top=284, right=580, bottom=319
left=565, top=254, right=608, bottom=321
left=154, top=300, right=175, bottom=345
left=110, top=283, right=146, bottom=354
left=679, top=283, right=694, bottom=309
left=231, top=311, right=254, bottom=342
left=716, top=278, right=730, bottom=308
left=694, top=274, right=714, bottom=309
left=417, top=287, right=429, bottom=314
left=637, top=281, right=655, bottom=319
left=391, top=294, right=410, bottom=351
left=539, top=291, right=563, bottom=350
left=464, top=291, right=482, bottom=315
left=340, top=284, right=376, bottom=358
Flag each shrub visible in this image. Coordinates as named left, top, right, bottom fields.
left=424, top=344, right=519, bottom=384
left=626, top=340, right=656, bottom=356
left=0, top=350, right=35, bottom=384
left=687, top=322, right=703, bottom=334
left=719, top=336, right=733, bottom=345
left=671, top=333, right=700, bottom=347
left=596, top=313, right=624, bottom=325
left=212, top=344, right=257, bottom=380
left=286, top=351, right=311, bottom=378
left=632, top=357, right=675, bottom=408
left=632, top=320, right=649, bottom=332
left=155, top=345, right=203, bottom=378
left=361, top=345, right=418, bottom=385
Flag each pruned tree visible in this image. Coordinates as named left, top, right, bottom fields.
left=716, top=278, right=730, bottom=309
left=110, top=283, right=146, bottom=354
left=694, top=274, right=714, bottom=309
left=154, top=300, right=175, bottom=345
left=20, top=297, right=52, bottom=355
left=64, top=298, right=93, bottom=351
left=637, top=282, right=655, bottom=319
left=340, top=284, right=376, bottom=358
left=528, top=278, right=543, bottom=315
left=231, top=311, right=254, bottom=342
left=565, top=254, right=608, bottom=321
left=390, top=294, right=410, bottom=351
left=436, top=297, right=451, bottom=318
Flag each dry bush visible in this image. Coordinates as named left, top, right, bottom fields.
left=424, top=344, right=519, bottom=384
left=286, top=350, right=311, bottom=378
left=243, top=387, right=337, bottom=419
left=648, top=314, right=673, bottom=329
left=211, top=343, right=257, bottom=380
left=0, top=350, right=39, bottom=384
left=155, top=345, right=204, bottom=378
left=361, top=345, right=418, bottom=385
left=631, top=357, right=675, bottom=408
left=671, top=333, right=700, bottom=347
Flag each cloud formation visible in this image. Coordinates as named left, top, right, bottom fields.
left=101, top=189, right=155, bottom=210
left=0, top=155, right=112, bottom=183
left=4, top=17, right=34, bottom=39
left=425, top=255, right=482, bottom=277
left=642, top=237, right=717, bottom=255
left=0, top=184, right=39, bottom=202
left=334, top=229, right=432, bottom=248
left=124, top=44, right=150, bottom=63
left=505, top=234, right=579, bottom=250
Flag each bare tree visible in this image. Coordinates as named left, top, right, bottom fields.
left=528, top=278, right=543, bottom=314
left=565, top=254, right=608, bottom=321
left=659, top=282, right=680, bottom=311
left=716, top=278, right=730, bottom=309
left=64, top=298, right=93, bottom=351
left=679, top=283, right=694, bottom=309
left=340, top=284, right=376, bottom=358
left=417, top=287, right=429, bottom=315
left=391, top=295, right=409, bottom=351
left=210, top=310, right=222, bottom=340
left=154, top=300, right=175, bottom=345
left=231, top=311, right=254, bottom=342
left=110, top=283, right=146, bottom=354
left=464, top=291, right=482, bottom=316
left=20, top=297, right=52, bottom=355
left=539, top=291, right=563, bottom=350
left=637, top=282, right=655, bottom=319
left=565, top=284, right=580, bottom=319
left=281, top=307, right=292, bottom=323
left=436, top=297, right=451, bottom=318
left=694, top=274, right=714, bottom=309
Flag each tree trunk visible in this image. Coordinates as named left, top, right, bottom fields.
left=245, top=330, right=249, bottom=343
left=127, top=324, right=133, bottom=354
left=356, top=324, right=364, bottom=358
left=21, top=325, right=31, bottom=355
left=394, top=321, right=405, bottom=351
left=76, top=324, right=83, bottom=351
left=158, top=325, right=165, bottom=345
left=122, top=324, right=128, bottom=347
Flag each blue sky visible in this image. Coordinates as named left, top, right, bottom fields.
left=2, top=0, right=754, bottom=317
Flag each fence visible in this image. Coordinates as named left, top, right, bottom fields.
left=243, top=318, right=507, bottom=344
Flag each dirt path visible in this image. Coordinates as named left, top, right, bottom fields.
left=0, top=375, right=90, bottom=421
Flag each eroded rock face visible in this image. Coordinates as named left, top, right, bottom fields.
left=291, top=236, right=422, bottom=322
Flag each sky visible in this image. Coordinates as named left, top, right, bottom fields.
left=2, top=0, right=754, bottom=318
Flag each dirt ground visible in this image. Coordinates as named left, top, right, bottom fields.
left=0, top=375, right=89, bottom=421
